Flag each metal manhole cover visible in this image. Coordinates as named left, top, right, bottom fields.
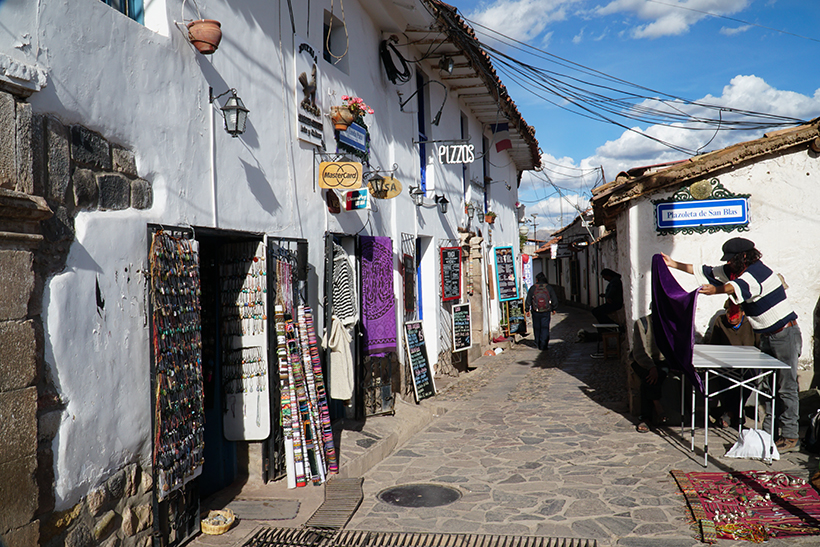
left=377, top=484, right=462, bottom=508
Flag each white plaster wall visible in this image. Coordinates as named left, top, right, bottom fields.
left=6, top=0, right=530, bottom=508
left=618, top=147, right=820, bottom=385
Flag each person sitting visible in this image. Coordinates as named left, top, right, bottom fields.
left=630, top=314, right=668, bottom=433
left=593, top=269, right=623, bottom=325
left=704, top=301, right=759, bottom=428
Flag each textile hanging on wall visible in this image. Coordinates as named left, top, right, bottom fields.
left=360, top=236, right=396, bottom=355
left=149, top=231, right=204, bottom=499
left=332, top=243, right=358, bottom=327
left=651, top=253, right=703, bottom=394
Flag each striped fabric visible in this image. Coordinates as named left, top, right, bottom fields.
left=695, top=261, right=797, bottom=334
left=332, top=243, right=358, bottom=327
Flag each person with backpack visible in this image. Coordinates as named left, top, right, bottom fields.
left=525, top=272, right=558, bottom=350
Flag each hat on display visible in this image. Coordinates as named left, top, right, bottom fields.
left=721, top=237, right=755, bottom=261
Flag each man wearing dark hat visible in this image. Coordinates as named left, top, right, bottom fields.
left=593, top=268, right=623, bottom=325
left=663, top=237, right=802, bottom=452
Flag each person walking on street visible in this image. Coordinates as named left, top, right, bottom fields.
left=663, top=237, right=802, bottom=452
left=525, top=273, right=558, bottom=351
left=593, top=269, right=623, bottom=325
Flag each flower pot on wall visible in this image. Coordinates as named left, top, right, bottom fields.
left=187, top=19, right=222, bottom=55
left=485, top=214, right=496, bottom=224
left=330, top=106, right=356, bottom=131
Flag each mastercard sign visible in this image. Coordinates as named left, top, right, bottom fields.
left=318, top=161, right=363, bottom=189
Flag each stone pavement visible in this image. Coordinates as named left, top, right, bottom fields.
left=194, top=306, right=820, bottom=547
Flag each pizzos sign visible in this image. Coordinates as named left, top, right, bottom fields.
left=438, top=143, right=474, bottom=164
left=318, top=161, right=363, bottom=189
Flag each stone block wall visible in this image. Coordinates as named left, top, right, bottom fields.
left=0, top=88, right=155, bottom=547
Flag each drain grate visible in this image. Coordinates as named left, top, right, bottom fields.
left=243, top=528, right=597, bottom=547
left=303, top=477, right=364, bottom=530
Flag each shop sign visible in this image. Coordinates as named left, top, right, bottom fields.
left=656, top=198, right=748, bottom=230
left=339, top=188, right=370, bottom=211
left=318, top=161, right=362, bottom=189
left=438, top=143, right=475, bottom=164
left=295, top=39, right=323, bottom=146
left=338, top=122, right=367, bottom=152
left=367, top=176, right=402, bottom=199
left=494, top=246, right=518, bottom=302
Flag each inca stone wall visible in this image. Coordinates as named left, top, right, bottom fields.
left=0, top=88, right=154, bottom=547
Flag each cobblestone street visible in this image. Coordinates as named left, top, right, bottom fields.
left=344, top=308, right=819, bottom=547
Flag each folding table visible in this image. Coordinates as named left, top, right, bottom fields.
left=687, top=344, right=791, bottom=467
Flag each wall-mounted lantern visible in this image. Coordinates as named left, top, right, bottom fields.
left=210, top=88, right=249, bottom=137
left=409, top=186, right=425, bottom=207
left=434, top=194, right=449, bottom=214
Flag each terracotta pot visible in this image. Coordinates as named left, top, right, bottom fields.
left=330, top=106, right=356, bottom=131
left=485, top=215, right=495, bottom=224
left=187, top=19, right=222, bottom=55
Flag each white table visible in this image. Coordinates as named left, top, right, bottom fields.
left=686, top=344, right=791, bottom=467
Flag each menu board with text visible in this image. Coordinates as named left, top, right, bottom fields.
left=451, top=303, right=471, bottom=352
left=404, top=321, right=436, bottom=401
left=440, top=247, right=462, bottom=302
left=494, top=246, right=519, bottom=302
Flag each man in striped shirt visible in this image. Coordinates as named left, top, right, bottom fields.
left=662, top=237, right=802, bottom=453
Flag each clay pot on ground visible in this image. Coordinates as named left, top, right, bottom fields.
left=330, top=106, right=356, bottom=131
left=187, top=19, right=222, bottom=55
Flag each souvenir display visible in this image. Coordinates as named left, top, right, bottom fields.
left=149, top=231, right=204, bottom=500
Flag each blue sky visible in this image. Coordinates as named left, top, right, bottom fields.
left=449, top=0, right=820, bottom=234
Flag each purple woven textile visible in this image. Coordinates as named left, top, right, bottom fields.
left=361, top=236, right=397, bottom=355
left=651, top=254, right=703, bottom=395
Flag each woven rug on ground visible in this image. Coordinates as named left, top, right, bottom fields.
left=671, top=469, right=820, bottom=543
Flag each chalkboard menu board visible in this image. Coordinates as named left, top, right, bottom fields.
left=404, top=321, right=436, bottom=401
left=440, top=247, right=462, bottom=302
left=494, top=246, right=519, bottom=302
left=451, top=303, right=471, bottom=352
left=507, top=299, right=526, bottom=334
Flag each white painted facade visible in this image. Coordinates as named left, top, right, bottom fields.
left=610, top=147, right=819, bottom=386
left=2, top=0, right=533, bottom=510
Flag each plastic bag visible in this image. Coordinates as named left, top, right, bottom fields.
left=725, top=429, right=780, bottom=460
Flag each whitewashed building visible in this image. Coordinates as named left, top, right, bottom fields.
left=0, top=1, right=539, bottom=545
left=591, top=120, right=820, bottom=389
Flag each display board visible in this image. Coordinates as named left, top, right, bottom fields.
left=404, top=321, right=436, bottom=401
left=507, top=299, right=526, bottom=334
left=494, top=246, right=519, bottom=302
left=403, top=253, right=415, bottom=313
left=220, top=241, right=271, bottom=441
left=440, top=247, right=462, bottom=302
left=451, top=303, right=471, bottom=352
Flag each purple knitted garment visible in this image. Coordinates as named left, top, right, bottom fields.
left=651, top=254, right=703, bottom=395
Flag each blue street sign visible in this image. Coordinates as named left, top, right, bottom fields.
left=338, top=122, right=367, bottom=153
left=656, top=198, right=749, bottom=229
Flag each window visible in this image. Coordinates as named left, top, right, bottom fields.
left=100, top=0, right=144, bottom=24
left=416, top=71, right=428, bottom=191
left=323, top=11, right=350, bottom=73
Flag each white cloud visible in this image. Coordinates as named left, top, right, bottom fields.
left=519, top=153, right=598, bottom=231
left=594, top=0, right=751, bottom=39
left=720, top=24, right=752, bottom=36
left=467, top=1, right=580, bottom=43
left=583, top=75, right=820, bottom=182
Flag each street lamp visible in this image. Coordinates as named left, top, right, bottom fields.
left=210, top=88, right=249, bottom=137
left=434, top=194, right=449, bottom=214
left=530, top=213, right=538, bottom=242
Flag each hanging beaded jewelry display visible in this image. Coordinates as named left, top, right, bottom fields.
left=672, top=469, right=820, bottom=543
left=220, top=242, right=267, bottom=337
left=222, top=346, right=266, bottom=394
left=149, top=231, right=205, bottom=500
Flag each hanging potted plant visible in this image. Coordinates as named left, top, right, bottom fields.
left=331, top=95, right=374, bottom=131
left=485, top=210, right=497, bottom=224
left=187, top=19, right=223, bottom=55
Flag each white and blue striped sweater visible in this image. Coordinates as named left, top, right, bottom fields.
left=694, top=261, right=797, bottom=334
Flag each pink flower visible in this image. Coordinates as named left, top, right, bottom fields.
left=342, top=95, right=349, bottom=101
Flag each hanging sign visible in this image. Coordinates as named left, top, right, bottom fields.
left=438, top=142, right=475, bottom=164
left=318, top=161, right=363, bottom=189
left=295, top=39, right=323, bottom=146
left=367, top=176, right=402, bottom=199
left=338, top=188, right=370, bottom=211
left=404, top=320, right=436, bottom=401
left=338, top=122, right=367, bottom=152
left=494, top=246, right=519, bottom=302
left=452, top=302, right=471, bottom=352
left=440, top=247, right=462, bottom=302
left=656, top=198, right=749, bottom=230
